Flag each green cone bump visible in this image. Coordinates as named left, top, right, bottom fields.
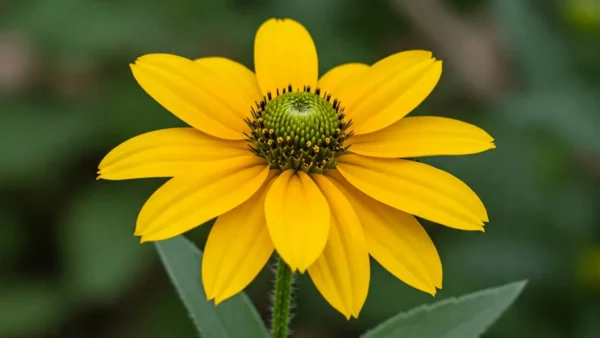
left=245, top=86, right=353, bottom=174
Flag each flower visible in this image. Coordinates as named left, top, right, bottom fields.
left=98, top=18, right=495, bottom=319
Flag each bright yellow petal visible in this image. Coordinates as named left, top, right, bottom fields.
left=308, top=175, right=370, bottom=319
left=334, top=51, right=441, bottom=135
left=254, top=18, right=318, bottom=96
left=264, top=170, right=330, bottom=272
left=194, top=57, right=263, bottom=116
left=337, top=154, right=487, bottom=231
left=317, top=63, right=368, bottom=96
left=137, top=159, right=269, bottom=241
left=349, top=116, right=495, bottom=158
left=334, top=50, right=431, bottom=114
left=98, top=128, right=250, bottom=180
left=203, top=173, right=277, bottom=304
left=130, top=54, right=250, bottom=140
left=327, top=170, right=442, bottom=293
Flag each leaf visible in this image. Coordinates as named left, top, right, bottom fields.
left=361, top=280, right=527, bottom=338
left=155, top=235, right=269, bottom=338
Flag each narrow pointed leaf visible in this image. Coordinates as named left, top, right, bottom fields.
left=362, top=281, right=527, bottom=338
left=155, top=235, right=268, bottom=338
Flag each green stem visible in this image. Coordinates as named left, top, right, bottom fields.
left=271, top=257, right=294, bottom=338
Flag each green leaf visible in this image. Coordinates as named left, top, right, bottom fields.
left=361, top=281, right=527, bottom=338
left=155, top=235, right=269, bottom=338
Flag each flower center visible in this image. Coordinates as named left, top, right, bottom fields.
left=245, top=86, right=352, bottom=173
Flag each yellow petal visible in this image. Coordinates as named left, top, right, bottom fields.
left=264, top=170, right=330, bottom=272
left=327, top=170, right=442, bottom=293
left=254, top=18, right=318, bottom=96
left=337, top=154, right=487, bottom=231
left=334, top=50, right=431, bottom=113
left=308, top=175, right=370, bottom=319
left=137, top=159, right=269, bottom=241
left=317, top=63, right=368, bottom=96
left=349, top=116, right=495, bottom=158
left=98, top=128, right=250, bottom=180
left=194, top=57, right=263, bottom=115
left=130, top=54, right=251, bottom=140
left=334, top=51, right=441, bottom=135
left=203, top=173, right=277, bottom=304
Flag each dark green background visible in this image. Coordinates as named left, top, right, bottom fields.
left=1, top=0, right=599, bottom=337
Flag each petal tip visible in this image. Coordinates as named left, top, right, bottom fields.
left=423, top=285, right=437, bottom=296
left=280, top=257, right=299, bottom=273
left=351, top=307, right=364, bottom=319
left=140, top=233, right=166, bottom=243
left=292, top=259, right=310, bottom=273
left=140, top=233, right=171, bottom=242
left=134, top=225, right=144, bottom=237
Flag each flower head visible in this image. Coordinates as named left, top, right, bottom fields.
left=98, top=18, right=495, bottom=319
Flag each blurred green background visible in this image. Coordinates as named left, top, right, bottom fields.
left=1, top=0, right=599, bottom=337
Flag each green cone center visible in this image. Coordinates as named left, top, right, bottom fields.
left=245, top=88, right=352, bottom=174
left=263, top=92, right=339, bottom=149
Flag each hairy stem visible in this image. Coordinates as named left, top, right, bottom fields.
left=271, top=257, right=294, bottom=338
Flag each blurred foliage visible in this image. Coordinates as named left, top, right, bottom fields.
left=0, top=0, right=599, bottom=337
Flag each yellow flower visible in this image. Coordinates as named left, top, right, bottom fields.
left=98, top=18, right=494, bottom=319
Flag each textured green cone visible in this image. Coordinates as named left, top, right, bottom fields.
left=245, top=86, right=353, bottom=173
left=263, top=91, right=338, bottom=149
